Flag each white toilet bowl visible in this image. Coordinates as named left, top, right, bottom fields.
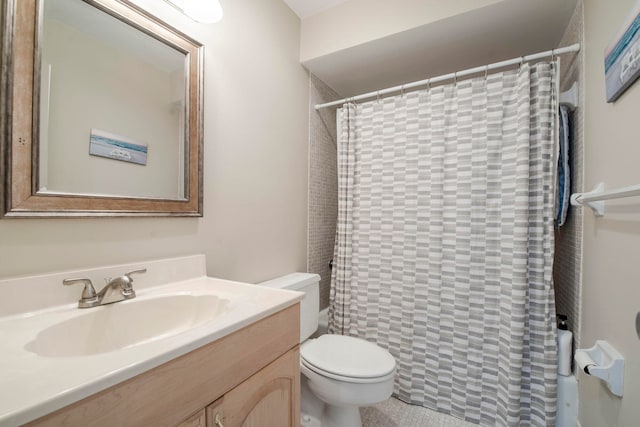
left=300, top=334, right=396, bottom=427
left=259, top=273, right=396, bottom=427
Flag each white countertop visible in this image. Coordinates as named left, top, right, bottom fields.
left=0, top=256, right=302, bottom=426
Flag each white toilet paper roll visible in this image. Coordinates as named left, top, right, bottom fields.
left=575, top=351, right=596, bottom=374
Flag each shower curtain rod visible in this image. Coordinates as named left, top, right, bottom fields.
left=314, top=43, right=581, bottom=110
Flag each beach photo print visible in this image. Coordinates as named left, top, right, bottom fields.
left=605, top=0, right=640, bottom=102
left=89, top=129, right=148, bottom=166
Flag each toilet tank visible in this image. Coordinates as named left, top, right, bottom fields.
left=259, top=273, right=320, bottom=342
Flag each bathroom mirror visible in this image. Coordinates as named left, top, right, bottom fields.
left=1, top=0, right=203, bottom=217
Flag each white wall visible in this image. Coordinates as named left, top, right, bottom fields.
left=580, top=0, right=640, bottom=425
left=298, top=0, right=578, bottom=98
left=0, top=0, right=309, bottom=283
left=299, top=0, right=501, bottom=62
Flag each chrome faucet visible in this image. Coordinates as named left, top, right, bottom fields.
left=63, top=268, right=146, bottom=308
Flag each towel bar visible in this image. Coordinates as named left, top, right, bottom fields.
left=571, top=182, right=640, bottom=216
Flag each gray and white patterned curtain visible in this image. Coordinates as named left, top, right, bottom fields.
left=329, top=62, right=558, bottom=426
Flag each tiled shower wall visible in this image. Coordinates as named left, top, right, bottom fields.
left=554, top=0, right=584, bottom=348
left=307, top=74, right=339, bottom=310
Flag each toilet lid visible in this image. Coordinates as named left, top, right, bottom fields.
left=300, top=335, right=396, bottom=379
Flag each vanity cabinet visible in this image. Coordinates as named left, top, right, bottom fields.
left=206, top=347, right=299, bottom=427
left=25, top=305, right=300, bottom=427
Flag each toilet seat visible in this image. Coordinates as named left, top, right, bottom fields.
left=301, top=357, right=396, bottom=384
left=300, top=335, right=396, bottom=383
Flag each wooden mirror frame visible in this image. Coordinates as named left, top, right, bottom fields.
left=1, top=0, right=203, bottom=218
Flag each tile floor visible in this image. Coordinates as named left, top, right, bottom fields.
left=361, top=398, right=477, bottom=427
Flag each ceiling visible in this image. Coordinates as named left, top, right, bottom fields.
left=286, top=0, right=579, bottom=98
left=282, top=0, right=349, bottom=19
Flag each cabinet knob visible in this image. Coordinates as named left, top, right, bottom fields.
left=214, top=413, right=224, bottom=427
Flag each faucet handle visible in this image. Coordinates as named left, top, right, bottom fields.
left=121, top=268, right=146, bottom=297
left=124, top=268, right=147, bottom=280
left=63, top=278, right=98, bottom=308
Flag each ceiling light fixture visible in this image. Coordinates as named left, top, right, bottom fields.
left=166, top=0, right=223, bottom=24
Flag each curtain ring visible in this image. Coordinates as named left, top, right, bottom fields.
left=453, top=72, right=457, bottom=85
left=376, top=91, right=381, bottom=103
left=484, top=66, right=489, bottom=80
left=400, top=85, right=405, bottom=98
left=426, top=78, right=431, bottom=91
left=551, top=49, right=556, bottom=62
left=518, top=56, right=524, bottom=71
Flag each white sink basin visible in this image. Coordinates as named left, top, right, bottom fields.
left=0, top=255, right=303, bottom=427
left=25, top=295, right=230, bottom=357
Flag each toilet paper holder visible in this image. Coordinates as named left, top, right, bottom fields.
left=574, top=340, right=624, bottom=397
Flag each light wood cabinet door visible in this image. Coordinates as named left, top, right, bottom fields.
left=206, top=347, right=300, bottom=427
left=176, top=409, right=206, bottom=427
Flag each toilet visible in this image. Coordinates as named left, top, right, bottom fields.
left=260, top=273, right=396, bottom=427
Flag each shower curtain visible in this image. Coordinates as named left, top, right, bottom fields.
left=329, top=62, right=558, bottom=426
